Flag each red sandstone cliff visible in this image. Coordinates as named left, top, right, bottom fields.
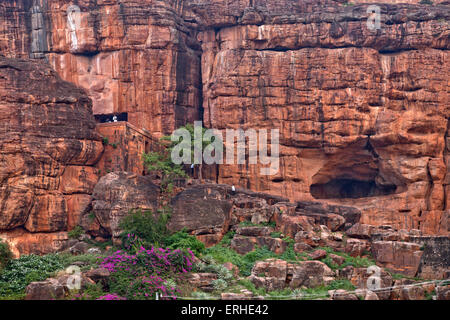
left=0, top=0, right=448, bottom=256
left=0, top=56, right=103, bottom=256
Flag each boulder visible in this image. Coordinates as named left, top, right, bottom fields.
left=91, top=172, right=159, bottom=240
left=309, top=250, right=327, bottom=260
left=25, top=279, right=66, bottom=300
left=231, top=235, right=287, bottom=255
left=68, top=242, right=90, bottom=255
left=436, top=285, right=450, bottom=300
left=187, top=273, right=218, bottom=293
left=85, top=268, right=111, bottom=289
left=289, top=261, right=335, bottom=288
left=345, top=238, right=368, bottom=257
left=349, top=267, right=393, bottom=300
left=329, top=254, right=345, bottom=266
left=371, top=241, right=423, bottom=277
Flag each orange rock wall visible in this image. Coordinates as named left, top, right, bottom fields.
left=96, top=122, right=163, bottom=176
left=1, top=0, right=202, bottom=136
left=191, top=0, right=449, bottom=234
left=0, top=0, right=449, bottom=249
left=0, top=56, right=103, bottom=256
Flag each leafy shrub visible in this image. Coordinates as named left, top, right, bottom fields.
left=0, top=239, right=12, bottom=271
left=0, top=254, right=64, bottom=296
left=126, top=276, right=178, bottom=300
left=212, top=279, right=228, bottom=291
left=165, top=230, right=206, bottom=256
left=327, top=279, right=356, bottom=291
left=195, top=262, right=233, bottom=283
left=70, top=283, right=108, bottom=300
left=219, top=231, right=235, bottom=246
left=206, top=245, right=276, bottom=277
left=270, top=232, right=282, bottom=238
left=120, top=210, right=170, bottom=248
left=68, top=226, right=84, bottom=239
left=142, top=151, right=187, bottom=191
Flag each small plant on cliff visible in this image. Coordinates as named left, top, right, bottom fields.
left=0, top=239, right=12, bottom=272
left=420, top=0, right=433, bottom=4
left=142, top=151, right=187, bottom=192
left=68, top=226, right=85, bottom=240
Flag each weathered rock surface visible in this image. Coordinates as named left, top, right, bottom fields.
left=169, top=184, right=286, bottom=245
left=186, top=273, right=218, bottom=293
left=25, top=279, right=66, bottom=300
left=249, top=259, right=335, bottom=290
left=90, top=172, right=159, bottom=241
left=410, top=236, right=450, bottom=279
left=371, top=241, right=423, bottom=277
left=0, top=56, right=103, bottom=256
left=0, top=0, right=202, bottom=137
left=197, top=1, right=450, bottom=235
left=0, top=0, right=448, bottom=258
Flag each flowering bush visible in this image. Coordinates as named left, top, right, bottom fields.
left=98, top=246, right=194, bottom=300
left=97, top=294, right=127, bottom=301
left=127, top=276, right=178, bottom=300
left=99, top=246, right=194, bottom=276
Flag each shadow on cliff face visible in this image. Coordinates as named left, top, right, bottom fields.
left=311, top=178, right=398, bottom=199
left=310, top=139, right=406, bottom=200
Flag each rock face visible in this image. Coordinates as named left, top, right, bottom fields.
left=0, top=56, right=103, bottom=256
left=90, top=172, right=159, bottom=241
left=169, top=183, right=286, bottom=246
left=371, top=241, right=424, bottom=277
left=249, top=259, right=335, bottom=291
left=194, top=0, right=450, bottom=235
left=0, top=0, right=202, bottom=137
left=0, top=0, right=448, bottom=255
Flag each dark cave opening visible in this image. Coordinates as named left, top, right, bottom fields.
left=310, top=178, right=398, bottom=199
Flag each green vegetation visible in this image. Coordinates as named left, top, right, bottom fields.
left=270, top=231, right=283, bottom=238
left=165, top=230, right=206, bottom=256
left=420, top=0, right=433, bottom=4
left=316, top=247, right=375, bottom=271
left=68, top=225, right=84, bottom=240
left=205, top=240, right=301, bottom=277
left=142, top=151, right=187, bottom=192
left=0, top=239, right=12, bottom=272
left=0, top=254, right=64, bottom=297
left=119, top=209, right=171, bottom=249
left=142, top=123, right=216, bottom=191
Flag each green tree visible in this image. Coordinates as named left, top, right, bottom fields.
left=143, top=123, right=216, bottom=188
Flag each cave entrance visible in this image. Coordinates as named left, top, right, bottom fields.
left=309, top=139, right=405, bottom=200
left=310, top=178, right=398, bottom=199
